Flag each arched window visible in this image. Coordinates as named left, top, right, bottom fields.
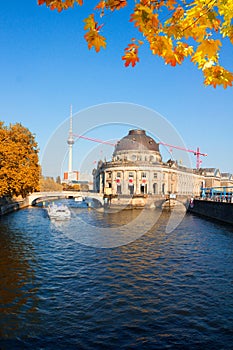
left=162, top=183, right=165, bottom=195
left=153, top=183, right=157, bottom=194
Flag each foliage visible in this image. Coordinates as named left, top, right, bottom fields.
left=62, top=182, right=89, bottom=191
left=0, top=122, right=40, bottom=198
left=56, top=175, right=61, bottom=184
left=39, top=176, right=63, bottom=191
left=38, top=0, right=233, bottom=88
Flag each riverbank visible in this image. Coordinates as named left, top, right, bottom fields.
left=188, top=199, right=233, bottom=225
left=0, top=197, right=29, bottom=216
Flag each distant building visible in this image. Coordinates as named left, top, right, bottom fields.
left=63, top=171, right=93, bottom=191
left=63, top=171, right=79, bottom=183
left=220, top=173, right=233, bottom=188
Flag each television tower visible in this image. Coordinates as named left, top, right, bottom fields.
left=67, top=105, right=74, bottom=174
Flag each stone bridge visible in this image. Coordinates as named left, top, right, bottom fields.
left=28, top=192, right=191, bottom=209
left=28, top=191, right=104, bottom=206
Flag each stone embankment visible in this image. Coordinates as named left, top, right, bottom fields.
left=188, top=199, right=233, bottom=225
left=0, top=197, right=29, bottom=216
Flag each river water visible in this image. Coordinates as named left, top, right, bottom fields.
left=0, top=200, right=233, bottom=349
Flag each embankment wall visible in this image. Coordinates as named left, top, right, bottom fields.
left=188, top=199, right=233, bottom=225
left=0, top=198, right=29, bottom=216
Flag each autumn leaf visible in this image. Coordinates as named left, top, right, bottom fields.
left=95, top=1, right=106, bottom=11
left=84, top=31, right=106, bottom=52
left=84, top=15, right=106, bottom=52
left=84, top=14, right=96, bottom=31
left=196, top=39, right=222, bottom=59
left=168, top=0, right=178, bottom=10
left=106, top=0, right=127, bottom=11
left=122, top=41, right=141, bottom=67
left=37, top=0, right=83, bottom=11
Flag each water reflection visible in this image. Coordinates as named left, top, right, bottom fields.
left=0, top=213, right=39, bottom=340
left=46, top=199, right=187, bottom=248
left=61, top=207, right=163, bottom=248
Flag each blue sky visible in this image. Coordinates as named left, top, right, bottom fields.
left=1, top=1, right=233, bottom=177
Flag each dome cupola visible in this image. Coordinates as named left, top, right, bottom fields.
left=112, top=129, right=162, bottom=163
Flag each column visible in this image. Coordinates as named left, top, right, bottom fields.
left=136, top=170, right=140, bottom=194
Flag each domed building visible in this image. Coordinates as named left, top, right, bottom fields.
left=93, top=129, right=204, bottom=198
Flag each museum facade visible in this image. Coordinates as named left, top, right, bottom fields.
left=93, top=129, right=206, bottom=197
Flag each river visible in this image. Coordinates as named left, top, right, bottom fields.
left=0, top=200, right=233, bottom=349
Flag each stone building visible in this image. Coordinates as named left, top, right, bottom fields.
left=198, top=168, right=221, bottom=188
left=220, top=173, right=233, bottom=189
left=93, top=129, right=204, bottom=198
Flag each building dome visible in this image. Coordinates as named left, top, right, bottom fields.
left=113, top=129, right=159, bottom=155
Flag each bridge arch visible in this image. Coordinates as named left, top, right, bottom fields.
left=28, top=191, right=104, bottom=206
left=152, top=196, right=190, bottom=210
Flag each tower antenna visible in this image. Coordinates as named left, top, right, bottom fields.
left=67, top=105, right=74, bottom=173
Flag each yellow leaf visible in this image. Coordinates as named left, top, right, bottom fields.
left=84, top=14, right=96, bottom=31
left=84, top=30, right=106, bottom=52
left=203, top=66, right=233, bottom=89
left=196, top=39, right=222, bottom=59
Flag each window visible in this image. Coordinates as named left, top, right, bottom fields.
left=153, top=183, right=157, bottom=194
left=141, top=172, right=147, bottom=178
left=129, top=172, right=134, bottom=178
left=131, top=154, right=137, bottom=161
left=162, top=183, right=165, bottom=194
left=117, top=172, right=121, bottom=178
left=117, top=185, right=122, bottom=194
left=154, top=172, right=158, bottom=179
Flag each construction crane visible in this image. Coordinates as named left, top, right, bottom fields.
left=158, top=142, right=208, bottom=169
left=72, top=133, right=207, bottom=169
left=72, top=133, right=116, bottom=146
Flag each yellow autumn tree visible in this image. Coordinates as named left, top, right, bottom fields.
left=39, top=175, right=63, bottom=191
left=0, top=122, right=40, bottom=198
left=38, top=0, right=233, bottom=88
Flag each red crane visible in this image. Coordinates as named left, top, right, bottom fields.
left=158, top=142, right=207, bottom=169
left=72, top=133, right=207, bottom=169
left=72, top=133, right=116, bottom=146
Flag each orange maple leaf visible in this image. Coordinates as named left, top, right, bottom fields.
left=165, top=54, right=177, bottom=66
left=84, top=30, right=106, bottom=52
left=84, top=14, right=106, bottom=52
left=122, top=42, right=140, bottom=67
left=84, top=14, right=96, bottom=31
left=105, top=0, right=127, bottom=11
left=197, top=39, right=222, bottom=59
left=95, top=1, right=106, bottom=10
left=166, top=0, right=176, bottom=10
